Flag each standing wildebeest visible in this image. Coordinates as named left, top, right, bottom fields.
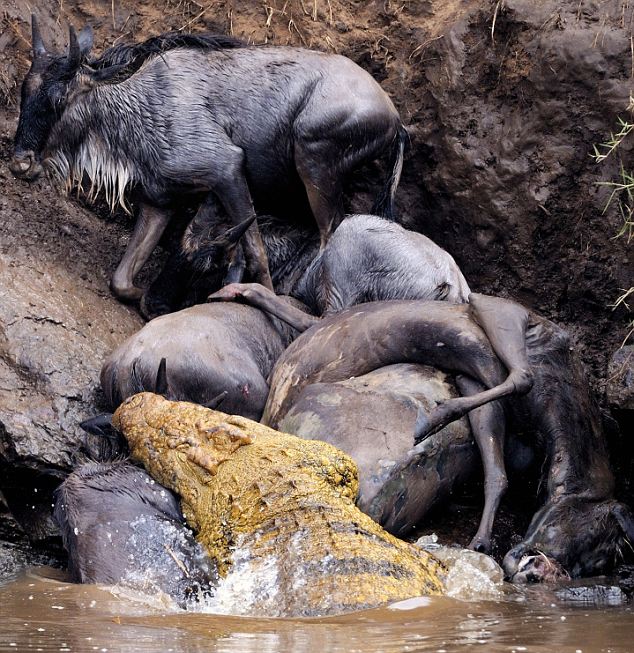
left=10, top=18, right=406, bottom=301
left=211, top=285, right=634, bottom=577
left=54, top=461, right=216, bottom=606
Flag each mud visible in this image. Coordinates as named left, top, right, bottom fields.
left=0, top=0, right=632, bottom=553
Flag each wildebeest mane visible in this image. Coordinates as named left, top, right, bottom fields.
left=88, top=31, right=246, bottom=82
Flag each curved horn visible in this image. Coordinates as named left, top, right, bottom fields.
left=31, top=15, right=46, bottom=58
left=217, top=214, right=258, bottom=249
left=66, top=24, right=80, bottom=69
left=155, top=357, right=169, bottom=397
left=130, top=358, right=145, bottom=394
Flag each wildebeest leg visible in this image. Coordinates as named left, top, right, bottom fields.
left=212, top=174, right=274, bottom=290
left=415, top=294, right=534, bottom=442
left=111, top=203, right=172, bottom=301
left=456, top=375, right=507, bottom=554
left=208, top=282, right=319, bottom=332
left=295, top=145, right=345, bottom=249
left=469, top=293, right=533, bottom=390
left=223, top=244, right=246, bottom=285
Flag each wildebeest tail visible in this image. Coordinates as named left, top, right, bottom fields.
left=372, top=125, right=408, bottom=221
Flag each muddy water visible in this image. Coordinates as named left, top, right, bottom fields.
left=0, top=567, right=632, bottom=653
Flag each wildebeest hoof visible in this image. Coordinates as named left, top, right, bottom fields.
left=110, top=281, right=144, bottom=302
left=468, top=536, right=491, bottom=554
left=207, top=283, right=250, bottom=302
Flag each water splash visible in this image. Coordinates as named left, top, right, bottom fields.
left=416, top=534, right=504, bottom=601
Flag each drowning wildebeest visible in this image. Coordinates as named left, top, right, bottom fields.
left=54, top=460, right=215, bottom=606
left=10, top=18, right=405, bottom=302
left=211, top=284, right=634, bottom=576
left=101, top=300, right=301, bottom=420
left=144, top=212, right=470, bottom=319
left=278, top=363, right=479, bottom=536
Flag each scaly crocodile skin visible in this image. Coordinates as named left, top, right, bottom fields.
left=114, top=392, right=445, bottom=616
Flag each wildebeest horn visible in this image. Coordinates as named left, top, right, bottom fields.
left=155, top=357, right=169, bottom=397
left=67, top=24, right=80, bottom=69
left=131, top=358, right=145, bottom=394
left=204, top=390, right=228, bottom=410
left=79, top=413, right=115, bottom=437
left=31, top=15, right=46, bottom=58
left=215, top=215, right=258, bottom=249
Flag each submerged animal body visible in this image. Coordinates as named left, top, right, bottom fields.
left=54, top=461, right=215, bottom=606
left=113, top=392, right=445, bottom=617
left=11, top=20, right=404, bottom=300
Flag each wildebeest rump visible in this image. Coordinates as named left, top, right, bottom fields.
left=101, top=301, right=300, bottom=420
left=54, top=461, right=215, bottom=605
left=212, top=286, right=634, bottom=576
left=11, top=19, right=405, bottom=302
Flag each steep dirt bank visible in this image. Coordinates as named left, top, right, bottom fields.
left=2, top=0, right=631, bottom=383
left=0, top=0, right=632, bottom=552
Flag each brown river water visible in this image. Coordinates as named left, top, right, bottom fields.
left=1, top=566, right=632, bottom=653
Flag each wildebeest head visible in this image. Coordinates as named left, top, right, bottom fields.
left=503, top=497, right=634, bottom=582
left=10, top=16, right=93, bottom=180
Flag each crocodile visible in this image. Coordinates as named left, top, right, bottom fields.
left=113, top=392, right=445, bottom=617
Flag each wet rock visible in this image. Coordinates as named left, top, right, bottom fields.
left=607, top=346, right=634, bottom=410
left=0, top=513, right=64, bottom=585
left=555, top=582, right=628, bottom=607
left=0, top=161, right=143, bottom=537
left=416, top=534, right=505, bottom=600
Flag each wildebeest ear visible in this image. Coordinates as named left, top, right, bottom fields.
left=78, top=25, right=93, bottom=57
left=31, top=15, right=47, bottom=58
left=612, top=502, right=634, bottom=543
left=80, top=413, right=115, bottom=437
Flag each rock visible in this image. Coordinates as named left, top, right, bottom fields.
left=0, top=513, right=64, bottom=585
left=555, top=582, right=628, bottom=607
left=0, top=169, right=143, bottom=537
left=416, top=536, right=505, bottom=600
left=607, top=346, right=634, bottom=410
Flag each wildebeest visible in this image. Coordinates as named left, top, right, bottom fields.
left=144, top=213, right=469, bottom=319
left=10, top=18, right=405, bottom=301
left=211, top=285, right=634, bottom=576
left=54, top=460, right=215, bottom=606
left=101, top=300, right=301, bottom=420
left=278, top=363, right=478, bottom=536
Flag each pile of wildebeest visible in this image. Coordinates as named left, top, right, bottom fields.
left=8, top=17, right=634, bottom=612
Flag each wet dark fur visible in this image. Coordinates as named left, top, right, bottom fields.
left=54, top=461, right=215, bottom=604
left=88, top=32, right=246, bottom=82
